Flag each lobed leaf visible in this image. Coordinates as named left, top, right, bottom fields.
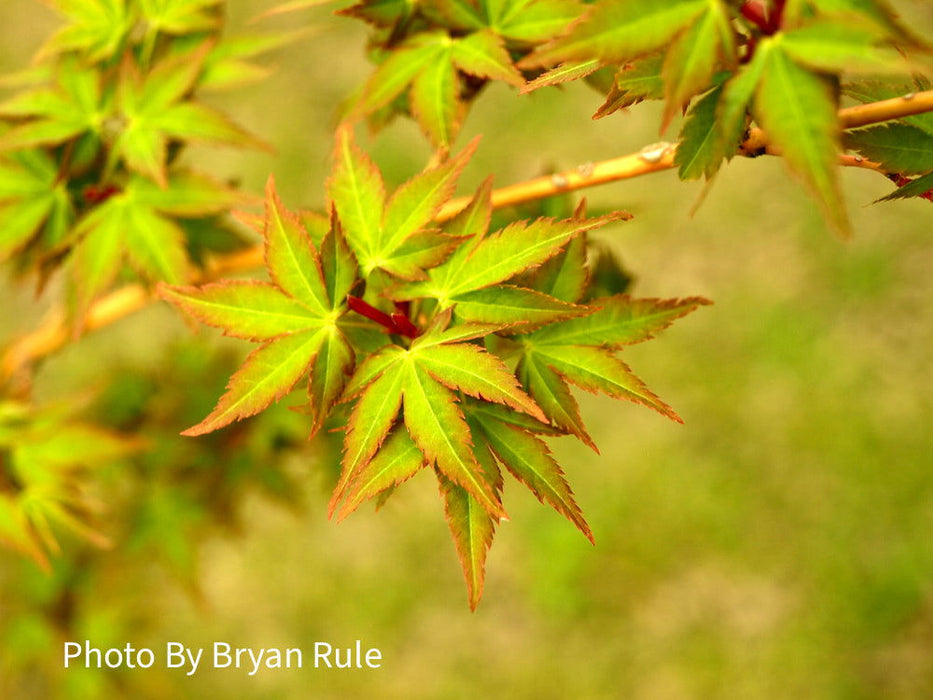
left=533, top=345, right=681, bottom=421
left=452, top=29, right=524, bottom=86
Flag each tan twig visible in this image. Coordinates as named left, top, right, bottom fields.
left=3, top=90, right=931, bottom=381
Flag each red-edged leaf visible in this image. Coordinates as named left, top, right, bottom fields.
left=436, top=439, right=500, bottom=610
left=415, top=341, right=546, bottom=421
left=182, top=328, right=326, bottom=436
left=264, top=176, right=329, bottom=314
left=331, top=361, right=406, bottom=515
left=159, top=281, right=321, bottom=340
left=474, top=414, right=593, bottom=543
left=403, top=363, right=505, bottom=518
left=337, top=427, right=425, bottom=521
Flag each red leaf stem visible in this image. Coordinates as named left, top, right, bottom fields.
left=347, top=295, right=421, bottom=337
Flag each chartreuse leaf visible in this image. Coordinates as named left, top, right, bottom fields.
left=394, top=189, right=622, bottom=327
left=161, top=181, right=359, bottom=436
left=113, top=49, right=269, bottom=185
left=40, top=0, right=134, bottom=62
left=437, top=437, right=501, bottom=610
left=328, top=125, right=386, bottom=264
left=265, top=177, right=330, bottom=315
left=533, top=344, right=681, bottom=420
left=449, top=285, right=587, bottom=328
left=380, top=139, right=478, bottom=258
left=531, top=295, right=711, bottom=347
left=495, top=0, right=584, bottom=44
left=471, top=410, right=593, bottom=542
left=329, top=126, right=476, bottom=276
left=441, top=215, right=618, bottom=296
left=403, top=362, right=505, bottom=517
left=181, top=329, right=328, bottom=437
left=0, top=401, right=134, bottom=569
left=0, top=56, right=104, bottom=152
left=410, top=44, right=462, bottom=150
left=844, top=125, right=933, bottom=175
left=332, top=318, right=547, bottom=518
left=69, top=171, right=241, bottom=318
left=518, top=351, right=595, bottom=450
left=675, top=85, right=727, bottom=180
left=515, top=295, right=709, bottom=447
left=752, top=40, right=849, bottom=236
left=522, top=59, right=600, bottom=93
left=718, top=43, right=770, bottom=158
left=337, top=426, right=425, bottom=521
left=352, top=35, right=447, bottom=119
left=524, top=233, right=588, bottom=303
left=781, top=20, right=916, bottom=76
left=0, top=150, right=73, bottom=260
left=521, top=0, right=706, bottom=69
left=138, top=0, right=222, bottom=35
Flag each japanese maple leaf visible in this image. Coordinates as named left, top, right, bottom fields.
left=392, top=177, right=629, bottom=329
left=160, top=177, right=358, bottom=436
left=110, top=45, right=270, bottom=186
left=326, top=124, right=477, bottom=278
left=516, top=243, right=712, bottom=448
left=329, top=311, right=545, bottom=521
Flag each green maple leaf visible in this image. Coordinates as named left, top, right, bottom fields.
left=0, top=149, right=74, bottom=260
left=844, top=124, right=933, bottom=175
left=327, top=125, right=476, bottom=277
left=0, top=401, right=135, bottom=570
left=330, top=312, right=545, bottom=519
left=138, top=0, right=222, bottom=36
left=160, top=178, right=359, bottom=437
left=675, top=84, right=727, bottom=180
left=394, top=181, right=625, bottom=329
left=349, top=25, right=526, bottom=148
left=516, top=294, right=710, bottom=449
left=110, top=46, right=270, bottom=186
left=70, top=171, right=238, bottom=318
left=752, top=39, right=849, bottom=236
left=39, top=0, right=135, bottom=62
left=521, top=0, right=707, bottom=69
left=0, top=56, right=106, bottom=152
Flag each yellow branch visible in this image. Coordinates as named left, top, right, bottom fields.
left=3, top=90, right=931, bottom=382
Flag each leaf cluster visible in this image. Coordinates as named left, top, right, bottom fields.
left=0, top=0, right=293, bottom=321
left=162, top=129, right=708, bottom=607
left=516, top=0, right=933, bottom=232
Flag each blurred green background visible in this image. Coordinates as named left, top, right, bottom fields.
left=2, top=1, right=933, bottom=698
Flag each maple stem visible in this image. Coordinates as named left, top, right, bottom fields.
left=3, top=89, right=933, bottom=382
left=346, top=295, right=419, bottom=338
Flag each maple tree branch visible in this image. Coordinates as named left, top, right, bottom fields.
left=3, top=89, right=932, bottom=382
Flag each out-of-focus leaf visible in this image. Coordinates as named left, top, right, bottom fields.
left=845, top=124, right=933, bottom=174
left=753, top=42, right=849, bottom=236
